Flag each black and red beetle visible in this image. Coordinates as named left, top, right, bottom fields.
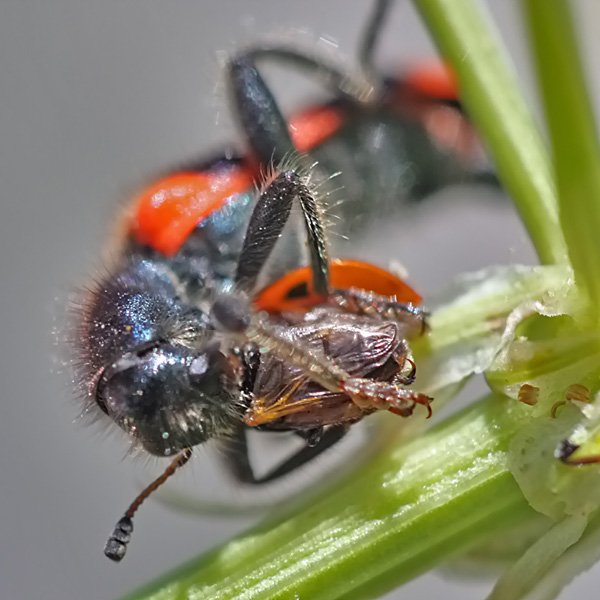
left=71, top=0, right=493, bottom=561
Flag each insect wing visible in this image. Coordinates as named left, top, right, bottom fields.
left=246, top=312, right=404, bottom=426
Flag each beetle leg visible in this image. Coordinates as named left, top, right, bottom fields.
left=234, top=169, right=330, bottom=297
left=231, top=46, right=390, bottom=299
left=227, top=49, right=374, bottom=166
left=227, top=0, right=393, bottom=164
left=359, top=0, right=392, bottom=83
left=228, top=54, right=296, bottom=166
left=329, top=287, right=428, bottom=336
left=227, top=0, right=395, bottom=143
left=342, top=378, right=433, bottom=419
left=220, top=425, right=347, bottom=484
left=227, top=35, right=333, bottom=297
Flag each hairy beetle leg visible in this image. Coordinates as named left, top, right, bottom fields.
left=342, top=378, right=433, bottom=419
left=329, top=287, right=428, bottom=336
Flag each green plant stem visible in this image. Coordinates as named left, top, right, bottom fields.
left=124, top=397, right=535, bottom=600
left=414, top=0, right=566, bottom=266
left=523, top=0, right=600, bottom=321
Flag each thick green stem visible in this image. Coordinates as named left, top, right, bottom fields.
left=523, top=0, right=600, bottom=321
left=414, top=0, right=566, bottom=266
left=123, top=397, right=535, bottom=600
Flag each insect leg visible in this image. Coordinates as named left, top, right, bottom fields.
left=228, top=54, right=296, bottom=166
left=221, top=425, right=348, bottom=485
left=329, top=287, right=428, bottom=336
left=343, top=378, right=433, bottom=419
left=234, top=170, right=330, bottom=296
left=230, top=46, right=371, bottom=296
left=358, top=0, right=393, bottom=81
left=227, top=46, right=375, bottom=164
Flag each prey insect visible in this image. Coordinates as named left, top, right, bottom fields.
left=71, top=0, right=489, bottom=562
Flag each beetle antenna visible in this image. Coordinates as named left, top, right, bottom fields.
left=104, top=448, right=193, bottom=562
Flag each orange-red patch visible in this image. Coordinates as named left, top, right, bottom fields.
left=255, top=259, right=421, bottom=312
left=403, top=61, right=459, bottom=101
left=130, top=167, right=254, bottom=256
left=288, top=105, right=344, bottom=152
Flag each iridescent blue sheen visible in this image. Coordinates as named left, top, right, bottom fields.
left=204, top=192, right=252, bottom=237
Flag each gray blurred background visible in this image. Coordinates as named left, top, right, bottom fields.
left=1, top=1, right=599, bottom=598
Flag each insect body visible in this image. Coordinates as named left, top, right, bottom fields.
left=130, top=60, right=492, bottom=259
left=71, top=0, right=491, bottom=562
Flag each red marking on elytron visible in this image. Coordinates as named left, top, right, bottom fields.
left=403, top=61, right=459, bottom=101
left=288, top=105, right=345, bottom=152
left=395, top=62, right=478, bottom=162
left=131, top=105, right=345, bottom=255
left=131, top=166, right=254, bottom=256
left=422, top=104, right=476, bottom=159
left=254, top=259, right=421, bottom=312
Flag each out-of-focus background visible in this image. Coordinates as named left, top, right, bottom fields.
left=1, top=1, right=599, bottom=598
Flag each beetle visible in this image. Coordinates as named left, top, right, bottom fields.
left=70, top=0, right=493, bottom=562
